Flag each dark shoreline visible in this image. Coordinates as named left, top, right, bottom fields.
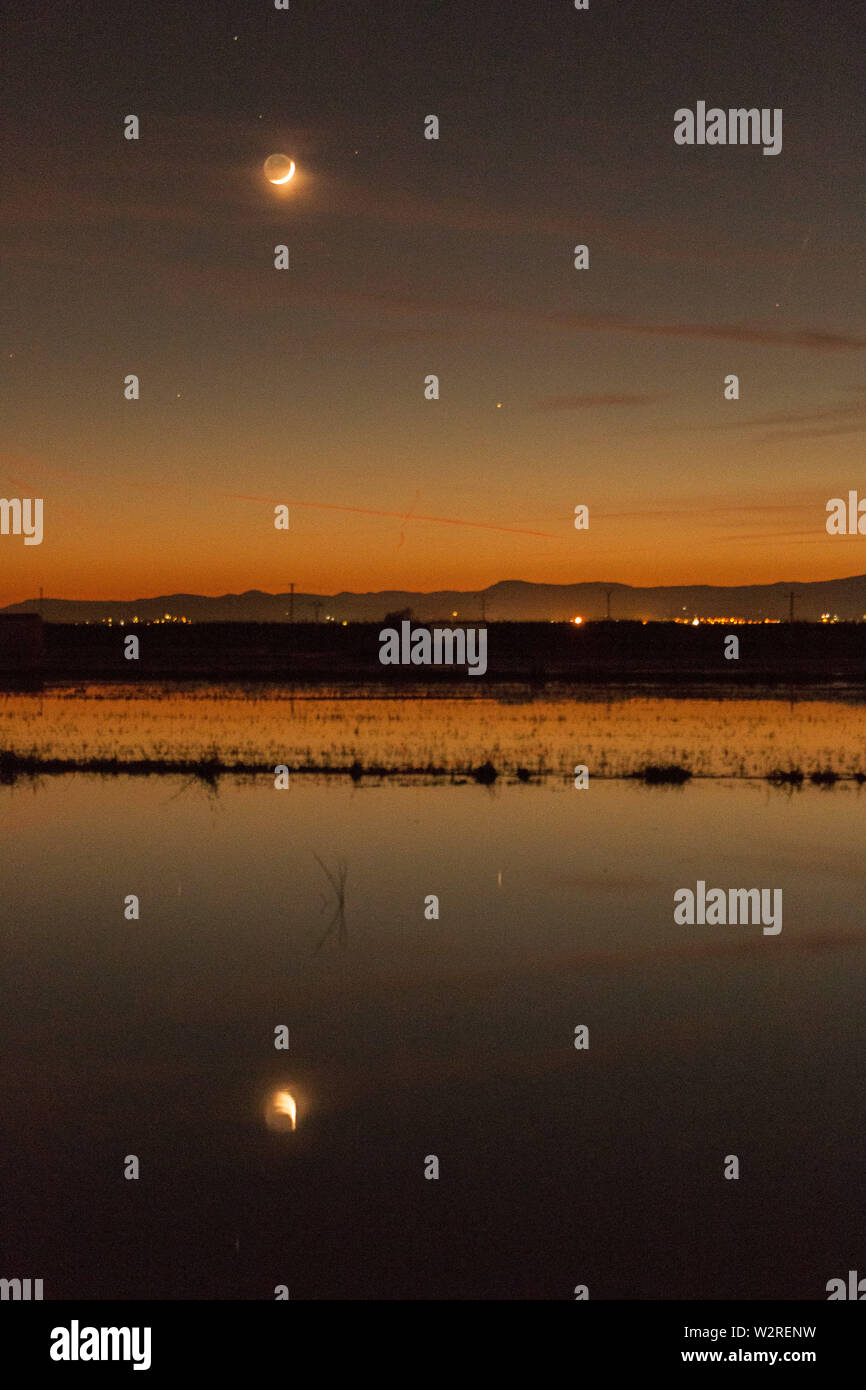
left=5, top=678, right=866, bottom=704
left=1, top=751, right=863, bottom=787
left=3, top=620, right=866, bottom=687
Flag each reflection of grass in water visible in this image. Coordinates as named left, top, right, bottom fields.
left=0, top=749, right=235, bottom=784
left=472, top=761, right=498, bottom=784
left=767, top=768, right=805, bottom=786
left=630, top=764, right=692, bottom=784
left=312, top=854, right=348, bottom=953
left=4, top=747, right=866, bottom=787
left=765, top=767, right=862, bottom=788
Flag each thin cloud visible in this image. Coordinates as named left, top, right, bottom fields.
left=597, top=503, right=814, bottom=521
left=322, top=178, right=807, bottom=270
left=725, top=530, right=840, bottom=543
left=0, top=163, right=805, bottom=271
left=528, top=393, right=661, bottom=411
left=759, top=423, right=866, bottom=443
left=313, top=286, right=866, bottom=352
left=675, top=402, right=866, bottom=435
left=226, top=493, right=561, bottom=539
left=535, top=312, right=865, bottom=352
left=145, top=263, right=866, bottom=352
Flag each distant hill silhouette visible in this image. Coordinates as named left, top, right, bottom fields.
left=5, top=576, right=866, bottom=623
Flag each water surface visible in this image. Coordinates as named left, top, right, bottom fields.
left=2, top=774, right=863, bottom=1298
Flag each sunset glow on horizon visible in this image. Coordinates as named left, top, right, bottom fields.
left=2, top=477, right=865, bottom=607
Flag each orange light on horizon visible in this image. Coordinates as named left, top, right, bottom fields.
left=572, top=616, right=583, bottom=625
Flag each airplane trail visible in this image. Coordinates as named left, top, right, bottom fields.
left=227, top=493, right=561, bottom=539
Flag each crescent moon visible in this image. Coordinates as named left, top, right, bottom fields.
left=270, top=161, right=295, bottom=184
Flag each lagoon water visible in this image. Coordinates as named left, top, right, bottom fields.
left=2, top=768, right=864, bottom=1299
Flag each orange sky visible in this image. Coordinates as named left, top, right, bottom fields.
left=3, top=448, right=866, bottom=605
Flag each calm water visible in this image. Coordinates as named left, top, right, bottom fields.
left=2, top=772, right=864, bottom=1299
left=3, top=682, right=866, bottom=775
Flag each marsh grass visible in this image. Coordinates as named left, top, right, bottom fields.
left=6, top=683, right=866, bottom=782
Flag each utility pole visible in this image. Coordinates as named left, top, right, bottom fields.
left=289, top=582, right=295, bottom=623
left=605, top=588, right=612, bottom=621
